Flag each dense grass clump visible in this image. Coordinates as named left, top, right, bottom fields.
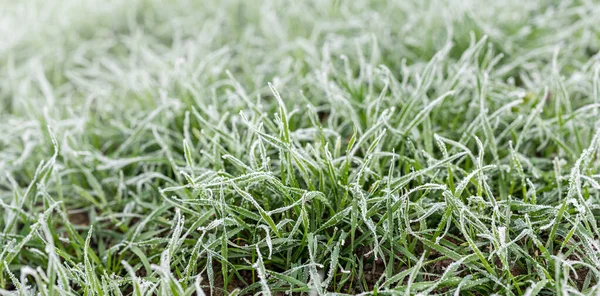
left=1, top=0, right=600, bottom=295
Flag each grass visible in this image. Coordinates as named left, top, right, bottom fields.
left=1, top=0, right=600, bottom=295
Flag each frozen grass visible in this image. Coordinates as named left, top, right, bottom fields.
left=1, top=0, right=600, bottom=294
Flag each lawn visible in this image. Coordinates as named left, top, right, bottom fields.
left=1, top=0, right=600, bottom=295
